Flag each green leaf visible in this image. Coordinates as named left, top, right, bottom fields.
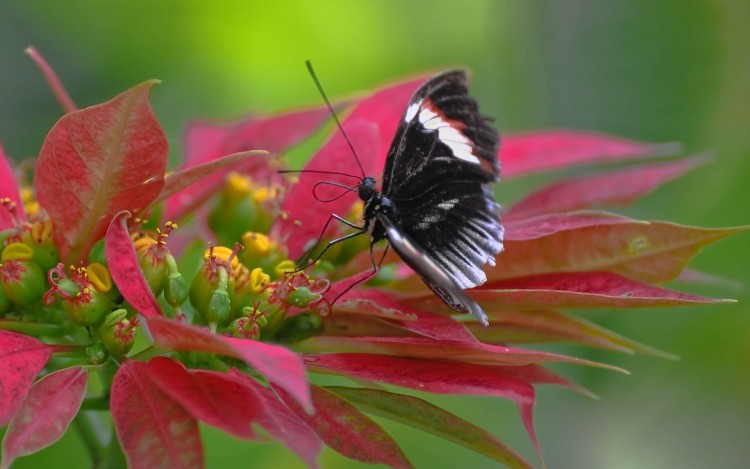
left=328, top=386, right=536, bottom=469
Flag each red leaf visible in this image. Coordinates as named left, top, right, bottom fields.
left=111, top=360, right=203, bottom=469
left=506, top=156, right=704, bottom=219
left=145, top=317, right=312, bottom=412
left=0, top=331, right=53, bottom=426
left=153, top=150, right=268, bottom=211
left=145, top=357, right=260, bottom=439
left=34, top=80, right=168, bottom=263
left=298, top=336, right=619, bottom=372
left=0, top=143, right=24, bottom=229
left=408, top=271, right=730, bottom=314
left=230, top=371, right=322, bottom=467
left=166, top=106, right=331, bottom=222
left=503, top=211, right=633, bottom=242
left=328, top=386, right=536, bottom=469
left=338, top=288, right=477, bottom=343
left=501, top=130, right=679, bottom=177
left=276, top=384, right=412, bottom=469
left=304, top=353, right=543, bottom=464
left=273, top=120, right=380, bottom=258
left=1, top=367, right=88, bottom=468
left=105, top=211, right=163, bottom=318
left=488, top=214, right=744, bottom=284
left=468, top=310, right=676, bottom=359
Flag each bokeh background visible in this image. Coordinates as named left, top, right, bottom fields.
left=1, top=1, right=748, bottom=468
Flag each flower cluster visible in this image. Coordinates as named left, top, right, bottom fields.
left=0, top=48, right=743, bottom=469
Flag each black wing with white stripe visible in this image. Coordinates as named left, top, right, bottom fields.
left=381, top=70, right=503, bottom=293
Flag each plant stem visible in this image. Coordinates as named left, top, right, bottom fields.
left=73, top=412, right=109, bottom=466
left=0, top=319, right=64, bottom=336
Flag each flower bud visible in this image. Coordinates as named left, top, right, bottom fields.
left=163, top=254, right=188, bottom=307
left=208, top=173, right=258, bottom=245
left=134, top=237, right=168, bottom=296
left=86, top=343, right=109, bottom=365
left=99, top=309, right=138, bottom=356
left=284, top=286, right=322, bottom=308
left=63, top=288, right=112, bottom=326
left=0, top=243, right=46, bottom=308
left=18, top=220, right=60, bottom=271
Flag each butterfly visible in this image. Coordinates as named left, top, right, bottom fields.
left=294, top=65, right=503, bottom=325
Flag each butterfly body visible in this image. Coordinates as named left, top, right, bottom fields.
left=357, top=70, right=503, bottom=325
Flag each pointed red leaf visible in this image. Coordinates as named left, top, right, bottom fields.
left=111, top=360, right=203, bottom=469
left=468, top=310, right=675, bottom=358
left=105, top=211, right=163, bottom=318
left=34, top=80, right=168, bottom=262
left=488, top=215, right=745, bottom=284
left=153, top=150, right=268, bottom=210
left=146, top=317, right=311, bottom=411
left=273, top=120, right=380, bottom=257
left=338, top=288, right=477, bottom=343
left=501, top=130, right=679, bottom=177
left=328, top=386, right=536, bottom=469
left=0, top=143, right=24, bottom=229
left=166, top=106, right=331, bottom=222
left=276, top=384, right=412, bottom=469
left=503, top=211, right=634, bottom=242
left=506, top=157, right=705, bottom=219
left=1, top=367, right=88, bottom=468
left=0, top=331, right=53, bottom=426
left=145, top=357, right=260, bottom=439
left=298, top=336, right=619, bottom=372
left=304, top=353, right=543, bottom=463
left=408, top=271, right=730, bottom=314
left=230, top=371, right=322, bottom=467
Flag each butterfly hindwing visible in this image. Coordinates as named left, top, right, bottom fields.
left=376, top=213, right=489, bottom=325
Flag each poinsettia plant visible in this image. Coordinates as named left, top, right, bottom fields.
left=0, top=47, right=743, bottom=469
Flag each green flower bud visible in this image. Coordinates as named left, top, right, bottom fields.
left=134, top=238, right=168, bottom=296
left=99, top=309, right=137, bottom=356
left=86, top=343, right=109, bottom=365
left=0, top=244, right=46, bottom=308
left=284, top=286, right=322, bottom=308
left=19, top=220, right=60, bottom=271
left=63, top=288, right=112, bottom=326
left=163, top=254, right=188, bottom=307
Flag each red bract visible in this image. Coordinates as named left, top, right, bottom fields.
left=111, top=360, right=204, bottom=469
left=166, top=106, right=333, bottom=222
left=0, top=54, right=744, bottom=469
left=0, top=331, right=54, bottom=427
left=1, top=366, right=88, bottom=469
left=34, top=81, right=169, bottom=263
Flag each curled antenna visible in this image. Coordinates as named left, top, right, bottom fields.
left=312, top=180, right=359, bottom=203
left=278, top=169, right=362, bottom=181
left=306, top=60, right=366, bottom=179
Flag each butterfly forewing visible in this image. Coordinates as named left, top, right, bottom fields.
left=379, top=70, right=503, bottom=303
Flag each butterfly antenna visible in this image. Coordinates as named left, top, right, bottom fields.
left=278, top=169, right=362, bottom=180
left=312, top=180, right=359, bottom=203
left=306, top=60, right=366, bottom=179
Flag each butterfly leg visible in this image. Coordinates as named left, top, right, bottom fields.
left=295, top=214, right=365, bottom=271
left=328, top=241, right=390, bottom=305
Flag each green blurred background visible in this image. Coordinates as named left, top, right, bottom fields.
left=1, top=1, right=748, bottom=468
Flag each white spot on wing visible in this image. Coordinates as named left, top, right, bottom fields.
left=404, top=100, right=422, bottom=122
left=417, top=104, right=481, bottom=164
left=437, top=198, right=459, bottom=210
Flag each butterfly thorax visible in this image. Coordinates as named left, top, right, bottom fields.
left=359, top=176, right=398, bottom=243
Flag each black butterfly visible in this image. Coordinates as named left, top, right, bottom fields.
left=296, top=66, right=503, bottom=325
